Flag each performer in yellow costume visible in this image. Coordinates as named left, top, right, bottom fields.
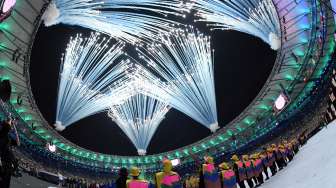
left=200, top=156, right=221, bottom=188
left=126, top=167, right=150, bottom=188
left=219, top=162, right=237, bottom=188
left=155, top=158, right=182, bottom=188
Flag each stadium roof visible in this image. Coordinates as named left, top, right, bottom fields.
left=0, top=0, right=334, bottom=169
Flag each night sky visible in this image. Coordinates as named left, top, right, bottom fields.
left=30, top=23, right=276, bottom=156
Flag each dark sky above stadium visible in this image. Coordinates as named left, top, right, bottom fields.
left=30, top=23, right=276, bottom=156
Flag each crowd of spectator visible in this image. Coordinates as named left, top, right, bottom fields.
left=0, top=63, right=331, bottom=188
left=183, top=175, right=199, bottom=188
left=0, top=120, right=327, bottom=188
left=54, top=93, right=328, bottom=188
left=2, top=93, right=326, bottom=188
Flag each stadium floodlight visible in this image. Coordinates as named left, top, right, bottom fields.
left=274, top=94, right=286, bottom=110
left=274, top=92, right=290, bottom=113
left=42, top=0, right=188, bottom=44
left=171, top=158, right=181, bottom=166
left=0, top=0, right=16, bottom=22
left=47, top=143, right=57, bottom=153
left=55, top=32, right=132, bottom=131
left=108, top=76, right=170, bottom=156
left=135, top=27, right=219, bottom=132
left=1, top=0, right=15, bottom=13
left=187, top=0, right=281, bottom=50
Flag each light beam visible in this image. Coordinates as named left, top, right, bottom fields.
left=42, top=0, right=188, bottom=44
left=135, top=27, right=219, bottom=132
left=108, top=77, right=170, bottom=155
left=55, top=32, right=131, bottom=130
left=188, top=0, right=281, bottom=50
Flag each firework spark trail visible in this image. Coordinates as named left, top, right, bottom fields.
left=188, top=0, right=281, bottom=50
left=99, top=0, right=190, bottom=16
left=42, top=0, right=188, bottom=44
left=135, top=27, right=219, bottom=132
left=55, top=33, right=132, bottom=131
left=108, top=77, right=170, bottom=155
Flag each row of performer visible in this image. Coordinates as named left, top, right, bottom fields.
left=121, top=137, right=303, bottom=188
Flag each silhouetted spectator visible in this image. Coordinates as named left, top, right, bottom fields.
left=0, top=119, right=20, bottom=188
left=116, top=167, right=128, bottom=188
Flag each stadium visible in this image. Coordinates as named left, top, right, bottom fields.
left=0, top=0, right=335, bottom=187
